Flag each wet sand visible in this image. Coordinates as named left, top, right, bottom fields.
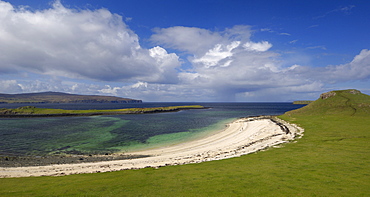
left=0, top=116, right=303, bottom=178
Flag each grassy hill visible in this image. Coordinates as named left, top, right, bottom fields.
left=285, top=89, right=370, bottom=117
left=0, top=89, right=369, bottom=196
left=0, top=92, right=142, bottom=103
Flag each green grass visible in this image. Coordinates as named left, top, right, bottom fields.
left=292, top=100, right=313, bottom=104
left=0, top=90, right=369, bottom=196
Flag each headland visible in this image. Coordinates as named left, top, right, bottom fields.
left=0, top=105, right=207, bottom=118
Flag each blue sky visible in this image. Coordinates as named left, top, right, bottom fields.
left=0, top=0, right=369, bottom=101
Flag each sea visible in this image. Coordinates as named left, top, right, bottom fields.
left=0, top=102, right=305, bottom=156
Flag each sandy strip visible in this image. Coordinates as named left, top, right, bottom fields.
left=0, top=117, right=303, bottom=178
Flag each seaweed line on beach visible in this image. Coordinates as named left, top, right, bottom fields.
left=0, top=154, right=150, bottom=167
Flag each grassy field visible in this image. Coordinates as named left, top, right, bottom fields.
left=0, top=90, right=369, bottom=196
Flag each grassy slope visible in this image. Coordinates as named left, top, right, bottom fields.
left=292, top=100, right=313, bottom=104
left=0, top=90, right=369, bottom=196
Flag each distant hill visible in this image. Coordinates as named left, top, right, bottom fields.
left=285, top=89, right=370, bottom=117
left=0, top=92, right=142, bottom=104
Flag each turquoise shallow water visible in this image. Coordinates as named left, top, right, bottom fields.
left=0, top=103, right=305, bottom=156
left=117, top=117, right=236, bottom=152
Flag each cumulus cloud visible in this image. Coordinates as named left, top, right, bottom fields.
left=322, top=49, right=370, bottom=82
left=148, top=46, right=181, bottom=83
left=152, top=25, right=292, bottom=100
left=151, top=25, right=370, bottom=101
left=193, top=41, right=240, bottom=68
left=288, top=49, right=370, bottom=83
left=335, top=49, right=370, bottom=80
left=1, top=1, right=368, bottom=101
left=0, top=0, right=180, bottom=83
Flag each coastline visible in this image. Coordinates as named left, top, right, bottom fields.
left=0, top=116, right=304, bottom=178
left=0, top=105, right=207, bottom=118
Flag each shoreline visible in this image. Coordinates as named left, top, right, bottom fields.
left=0, top=154, right=150, bottom=168
left=0, top=118, right=233, bottom=167
left=0, top=116, right=304, bottom=178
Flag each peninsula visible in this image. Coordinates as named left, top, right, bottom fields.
left=0, top=105, right=206, bottom=118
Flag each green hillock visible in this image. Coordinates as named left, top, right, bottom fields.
left=285, top=89, right=370, bottom=117
left=276, top=89, right=370, bottom=196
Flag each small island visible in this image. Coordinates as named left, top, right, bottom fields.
left=0, top=105, right=207, bottom=118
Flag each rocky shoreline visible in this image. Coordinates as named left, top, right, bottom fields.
left=0, top=154, right=149, bottom=167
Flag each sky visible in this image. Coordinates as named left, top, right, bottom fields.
left=0, top=0, right=369, bottom=102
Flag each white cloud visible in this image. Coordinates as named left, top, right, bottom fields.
left=308, top=25, right=319, bottom=28
left=149, top=25, right=370, bottom=101
left=243, top=41, right=272, bottom=52
left=193, top=41, right=240, bottom=68
left=324, top=49, right=370, bottom=81
left=151, top=25, right=252, bottom=55
left=151, top=26, right=225, bottom=55
left=131, top=81, right=148, bottom=89
left=314, top=5, right=356, bottom=19
left=0, top=0, right=180, bottom=83
left=288, top=49, right=370, bottom=83
left=14, top=79, right=67, bottom=93
left=260, top=28, right=273, bottom=32
left=147, top=46, right=181, bottom=83
left=0, top=1, right=368, bottom=102
left=0, top=80, right=23, bottom=93
left=98, top=85, right=121, bottom=95
left=307, top=45, right=327, bottom=50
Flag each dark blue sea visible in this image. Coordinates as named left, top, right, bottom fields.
left=0, top=102, right=304, bottom=156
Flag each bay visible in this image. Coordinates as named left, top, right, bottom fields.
left=0, top=102, right=304, bottom=156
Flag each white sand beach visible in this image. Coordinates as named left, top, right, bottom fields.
left=0, top=117, right=303, bottom=178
